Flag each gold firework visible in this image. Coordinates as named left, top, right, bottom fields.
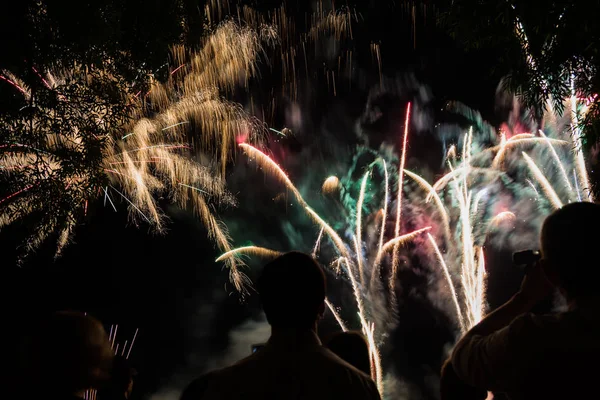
left=0, top=21, right=267, bottom=293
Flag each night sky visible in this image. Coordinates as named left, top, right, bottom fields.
left=1, top=1, right=536, bottom=399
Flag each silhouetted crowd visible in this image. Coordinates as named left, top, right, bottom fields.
left=16, top=202, right=600, bottom=399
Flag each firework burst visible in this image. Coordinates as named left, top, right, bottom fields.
left=222, top=137, right=433, bottom=395
left=204, top=0, right=353, bottom=104
left=0, top=20, right=268, bottom=292
left=218, top=89, right=593, bottom=396
left=0, top=66, right=230, bottom=259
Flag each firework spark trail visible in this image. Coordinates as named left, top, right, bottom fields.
left=573, top=131, right=593, bottom=201
left=162, top=121, right=190, bottom=131
left=475, top=247, right=486, bottom=324
left=462, top=130, right=473, bottom=202
left=325, top=298, right=348, bottom=332
left=526, top=179, right=540, bottom=198
left=460, top=199, right=479, bottom=328
left=447, top=144, right=457, bottom=161
left=369, top=159, right=389, bottom=290
left=31, top=66, right=51, bottom=89
left=489, top=211, right=516, bottom=226
left=312, top=227, right=325, bottom=257
left=490, top=136, right=569, bottom=168
left=465, top=127, right=474, bottom=167
left=427, top=167, right=504, bottom=199
left=108, top=186, right=153, bottom=224
left=355, top=171, right=370, bottom=284
left=178, top=182, right=209, bottom=195
left=472, top=189, right=488, bottom=220
left=126, top=328, right=139, bottom=360
left=391, top=102, right=411, bottom=297
left=111, top=325, right=118, bottom=348
left=215, top=246, right=282, bottom=262
left=55, top=217, right=76, bottom=258
left=427, top=233, right=465, bottom=332
left=331, top=257, right=346, bottom=275
left=353, top=236, right=365, bottom=285
left=574, top=170, right=582, bottom=202
left=239, top=143, right=307, bottom=208
left=538, top=130, right=573, bottom=193
left=378, top=160, right=389, bottom=256
left=522, top=152, right=563, bottom=209
left=378, top=227, right=432, bottom=255
left=358, top=310, right=383, bottom=394
left=0, top=185, right=34, bottom=205
left=331, top=257, right=370, bottom=367
left=0, top=73, right=27, bottom=96
left=448, top=156, right=481, bottom=329
left=403, top=169, right=451, bottom=242
left=305, top=206, right=353, bottom=261
left=568, top=73, right=594, bottom=202
left=196, top=194, right=249, bottom=294
left=504, top=133, right=534, bottom=141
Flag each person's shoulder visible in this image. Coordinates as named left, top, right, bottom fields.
left=360, top=374, right=381, bottom=399
left=319, top=347, right=360, bottom=372
left=319, top=348, right=380, bottom=396
left=508, top=311, right=567, bottom=338
left=180, top=353, right=261, bottom=399
left=180, top=371, right=215, bottom=400
left=521, top=307, right=600, bottom=346
left=503, top=311, right=583, bottom=353
left=217, top=352, right=263, bottom=377
left=506, top=311, right=564, bottom=335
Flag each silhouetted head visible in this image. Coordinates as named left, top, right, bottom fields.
left=326, top=331, right=371, bottom=375
left=114, top=356, right=136, bottom=396
left=27, top=311, right=113, bottom=395
left=98, top=355, right=136, bottom=400
left=541, top=202, right=600, bottom=299
left=257, top=252, right=326, bottom=330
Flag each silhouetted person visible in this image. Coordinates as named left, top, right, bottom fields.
left=181, top=251, right=381, bottom=400
left=440, top=359, right=486, bottom=400
left=24, top=311, right=114, bottom=400
left=97, top=355, right=136, bottom=400
left=326, top=331, right=372, bottom=376
left=441, top=202, right=600, bottom=400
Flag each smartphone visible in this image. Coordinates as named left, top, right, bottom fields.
left=512, top=249, right=541, bottom=268
left=251, top=343, right=265, bottom=353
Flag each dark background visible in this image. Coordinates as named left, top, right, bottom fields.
left=1, top=1, right=534, bottom=399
